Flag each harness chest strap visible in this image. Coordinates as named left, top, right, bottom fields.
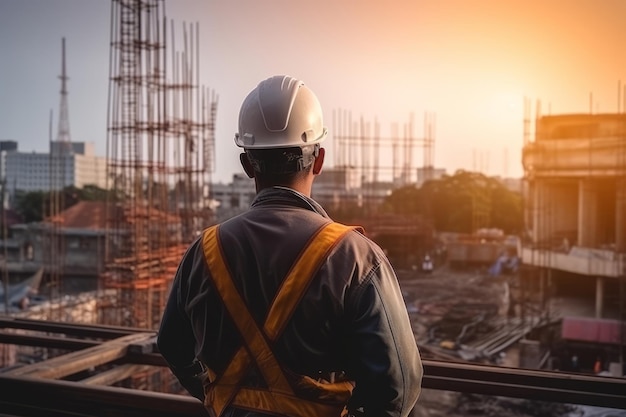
left=201, top=222, right=356, bottom=417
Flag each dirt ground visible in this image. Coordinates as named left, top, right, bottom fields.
left=396, top=264, right=590, bottom=417
left=398, top=264, right=511, bottom=362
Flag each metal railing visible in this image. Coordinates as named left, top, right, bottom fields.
left=1, top=317, right=625, bottom=416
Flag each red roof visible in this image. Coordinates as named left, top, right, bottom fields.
left=45, top=201, right=181, bottom=230
left=46, top=201, right=107, bottom=230
left=561, top=316, right=624, bottom=345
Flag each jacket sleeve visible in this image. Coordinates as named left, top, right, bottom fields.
left=344, top=254, right=423, bottom=417
left=157, top=240, right=207, bottom=401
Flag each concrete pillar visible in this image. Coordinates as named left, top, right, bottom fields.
left=616, top=179, right=626, bottom=252
left=595, top=276, right=604, bottom=318
left=534, top=180, right=549, bottom=245
left=578, top=179, right=597, bottom=247
left=531, top=180, right=540, bottom=245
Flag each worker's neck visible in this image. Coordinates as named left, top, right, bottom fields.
left=255, top=177, right=313, bottom=197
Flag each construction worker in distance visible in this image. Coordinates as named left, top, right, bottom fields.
left=157, top=75, right=423, bottom=417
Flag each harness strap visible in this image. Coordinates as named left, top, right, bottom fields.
left=202, top=222, right=355, bottom=417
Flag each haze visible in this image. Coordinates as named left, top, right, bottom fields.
left=1, top=0, right=625, bottom=182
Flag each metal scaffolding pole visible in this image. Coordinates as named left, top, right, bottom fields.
left=100, top=0, right=217, bottom=332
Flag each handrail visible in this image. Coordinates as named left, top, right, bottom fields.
left=423, top=360, right=626, bottom=409
left=0, top=361, right=625, bottom=416
left=0, top=374, right=209, bottom=417
left=0, top=318, right=625, bottom=414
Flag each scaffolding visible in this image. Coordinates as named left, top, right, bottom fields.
left=329, top=110, right=437, bottom=266
left=331, top=110, right=436, bottom=206
left=98, top=0, right=217, bottom=331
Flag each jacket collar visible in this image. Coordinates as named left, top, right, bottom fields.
left=251, top=186, right=330, bottom=219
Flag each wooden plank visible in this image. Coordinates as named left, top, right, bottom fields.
left=5, top=333, right=154, bottom=379
left=80, top=364, right=153, bottom=386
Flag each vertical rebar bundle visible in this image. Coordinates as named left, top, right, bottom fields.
left=100, top=0, right=217, bottom=330
left=332, top=110, right=436, bottom=200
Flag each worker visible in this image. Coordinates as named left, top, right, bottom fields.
left=157, top=75, right=423, bottom=417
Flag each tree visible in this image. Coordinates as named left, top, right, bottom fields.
left=13, top=190, right=46, bottom=223
left=76, top=184, right=108, bottom=201
left=383, top=170, right=523, bottom=234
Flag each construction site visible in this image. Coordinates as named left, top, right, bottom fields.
left=2, top=0, right=218, bottom=393
left=1, top=0, right=626, bottom=416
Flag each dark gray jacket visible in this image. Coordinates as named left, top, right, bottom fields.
left=157, top=186, right=422, bottom=417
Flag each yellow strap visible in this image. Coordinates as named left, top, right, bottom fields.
left=230, top=387, right=348, bottom=417
left=202, top=226, right=293, bottom=400
left=202, top=222, right=355, bottom=417
left=264, top=222, right=355, bottom=340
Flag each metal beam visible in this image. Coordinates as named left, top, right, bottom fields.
left=1, top=319, right=625, bottom=412
left=0, top=317, right=153, bottom=339
left=0, top=374, right=208, bottom=417
left=422, top=360, right=626, bottom=409
left=0, top=363, right=625, bottom=416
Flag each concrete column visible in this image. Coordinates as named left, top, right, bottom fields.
left=531, top=181, right=540, bottom=244
left=534, top=180, right=549, bottom=245
left=616, top=179, right=626, bottom=252
left=595, top=276, right=604, bottom=318
left=578, top=179, right=597, bottom=247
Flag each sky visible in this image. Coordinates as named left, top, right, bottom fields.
left=1, top=0, right=626, bottom=183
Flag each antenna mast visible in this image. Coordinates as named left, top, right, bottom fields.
left=56, top=37, right=71, bottom=144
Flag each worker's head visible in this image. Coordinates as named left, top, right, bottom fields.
left=235, top=75, right=326, bottom=192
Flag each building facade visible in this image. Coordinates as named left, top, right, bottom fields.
left=0, top=141, right=18, bottom=208
left=4, top=141, right=107, bottom=202
left=521, top=113, right=626, bottom=319
left=209, top=174, right=256, bottom=222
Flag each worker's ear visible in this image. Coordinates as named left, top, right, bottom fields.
left=312, top=147, right=325, bottom=175
left=240, top=153, right=255, bottom=178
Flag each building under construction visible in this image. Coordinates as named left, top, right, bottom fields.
left=97, top=0, right=217, bottom=331
left=1, top=0, right=217, bottom=392
left=311, top=110, right=439, bottom=266
left=521, top=100, right=626, bottom=375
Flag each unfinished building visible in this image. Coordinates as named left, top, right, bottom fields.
left=521, top=107, right=626, bottom=374
left=320, top=110, right=439, bottom=263
left=97, top=0, right=217, bottom=332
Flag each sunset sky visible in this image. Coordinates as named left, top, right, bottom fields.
left=1, top=0, right=626, bottom=182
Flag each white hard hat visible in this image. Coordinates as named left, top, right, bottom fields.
left=235, top=75, right=327, bottom=149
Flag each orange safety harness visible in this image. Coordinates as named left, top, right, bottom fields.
left=201, top=222, right=356, bottom=417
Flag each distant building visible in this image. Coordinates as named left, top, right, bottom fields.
left=210, top=174, right=256, bottom=222
left=416, top=166, right=447, bottom=187
left=0, top=141, right=18, bottom=152
left=4, top=141, right=107, bottom=203
left=313, top=167, right=395, bottom=211
left=210, top=165, right=442, bottom=223
left=521, top=113, right=626, bottom=319
left=10, top=201, right=107, bottom=278
left=0, top=141, right=18, bottom=208
left=7, top=200, right=183, bottom=280
left=312, top=167, right=359, bottom=211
